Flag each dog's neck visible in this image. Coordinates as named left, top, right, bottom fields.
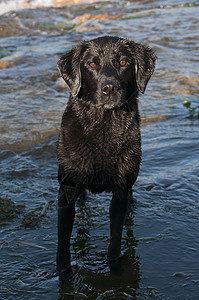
left=68, top=93, right=140, bottom=136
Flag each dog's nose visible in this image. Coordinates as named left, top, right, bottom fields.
left=101, top=81, right=119, bottom=95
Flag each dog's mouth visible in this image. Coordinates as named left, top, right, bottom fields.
left=101, top=92, right=126, bottom=110
left=98, top=102, right=123, bottom=110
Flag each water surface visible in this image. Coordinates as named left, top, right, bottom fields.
left=0, top=0, right=199, bottom=299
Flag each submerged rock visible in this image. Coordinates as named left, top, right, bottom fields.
left=172, top=75, right=199, bottom=95
left=53, top=0, right=82, bottom=7
left=0, top=14, right=29, bottom=37
left=74, top=13, right=124, bottom=24
left=0, top=53, right=26, bottom=69
left=52, top=0, right=109, bottom=8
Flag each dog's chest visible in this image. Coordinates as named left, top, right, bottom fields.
left=58, top=110, right=141, bottom=192
left=80, top=114, right=138, bottom=170
left=59, top=108, right=140, bottom=181
left=85, top=113, right=127, bottom=149
left=81, top=121, right=140, bottom=192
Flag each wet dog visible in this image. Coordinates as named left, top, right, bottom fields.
left=56, top=36, right=156, bottom=280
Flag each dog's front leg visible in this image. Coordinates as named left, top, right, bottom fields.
left=56, top=185, right=77, bottom=281
left=107, top=189, right=130, bottom=262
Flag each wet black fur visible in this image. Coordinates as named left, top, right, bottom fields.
left=56, top=36, right=156, bottom=280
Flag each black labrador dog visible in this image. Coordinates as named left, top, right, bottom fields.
left=56, top=36, right=156, bottom=280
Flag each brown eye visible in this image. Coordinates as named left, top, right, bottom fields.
left=89, top=62, right=96, bottom=68
left=120, top=60, right=127, bottom=66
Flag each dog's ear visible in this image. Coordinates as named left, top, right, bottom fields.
left=129, top=42, right=157, bottom=94
left=57, top=46, right=82, bottom=97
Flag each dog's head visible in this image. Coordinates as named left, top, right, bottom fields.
left=58, top=36, right=157, bottom=110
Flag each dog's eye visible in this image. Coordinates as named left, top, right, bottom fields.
left=120, top=60, right=127, bottom=67
left=89, top=62, right=96, bottom=68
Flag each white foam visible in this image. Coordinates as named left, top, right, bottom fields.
left=0, top=0, right=110, bottom=16
left=0, top=0, right=53, bottom=15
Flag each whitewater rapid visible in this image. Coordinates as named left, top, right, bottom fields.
left=0, top=0, right=107, bottom=15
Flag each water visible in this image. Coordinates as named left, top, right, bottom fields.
left=0, top=0, right=199, bottom=299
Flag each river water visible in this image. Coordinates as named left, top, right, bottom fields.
left=0, top=0, right=199, bottom=299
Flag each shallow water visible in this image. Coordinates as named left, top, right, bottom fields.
left=0, top=0, right=199, bottom=299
